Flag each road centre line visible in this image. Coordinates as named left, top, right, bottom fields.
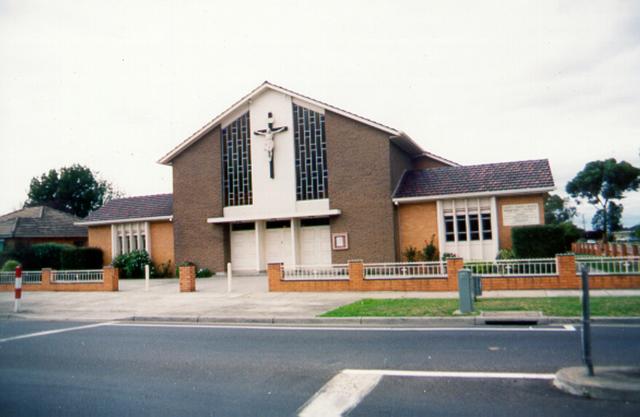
left=109, top=323, right=576, bottom=332
left=0, top=322, right=115, bottom=343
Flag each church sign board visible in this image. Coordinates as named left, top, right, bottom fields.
left=502, top=203, right=540, bottom=226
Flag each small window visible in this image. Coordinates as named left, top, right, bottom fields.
left=266, top=220, right=291, bottom=229
left=469, top=214, right=480, bottom=241
left=482, top=213, right=492, bottom=240
left=231, top=222, right=255, bottom=231
left=141, top=235, right=147, bottom=251
left=444, top=216, right=455, bottom=242
left=456, top=215, right=467, bottom=241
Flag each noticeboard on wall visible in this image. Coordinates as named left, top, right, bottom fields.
left=502, top=203, right=540, bottom=226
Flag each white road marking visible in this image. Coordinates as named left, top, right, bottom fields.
left=0, top=322, right=115, bottom=343
left=343, top=369, right=556, bottom=380
left=563, top=324, right=576, bottom=331
left=109, top=323, right=575, bottom=332
left=298, top=368, right=556, bottom=416
left=297, top=371, right=382, bottom=417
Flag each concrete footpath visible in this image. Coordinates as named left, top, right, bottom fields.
left=1, top=276, right=639, bottom=323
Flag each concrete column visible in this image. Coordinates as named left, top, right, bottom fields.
left=291, top=218, right=299, bottom=266
left=490, top=197, right=499, bottom=257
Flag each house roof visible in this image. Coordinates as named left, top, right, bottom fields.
left=393, top=159, right=555, bottom=200
left=0, top=206, right=87, bottom=239
left=77, top=194, right=173, bottom=225
left=157, top=81, right=456, bottom=167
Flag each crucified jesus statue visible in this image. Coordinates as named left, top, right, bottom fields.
left=254, top=112, right=288, bottom=179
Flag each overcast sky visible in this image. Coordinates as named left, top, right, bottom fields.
left=1, top=0, right=639, bottom=228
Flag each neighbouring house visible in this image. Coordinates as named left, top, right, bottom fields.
left=0, top=206, right=88, bottom=253
left=75, top=194, right=174, bottom=268
left=147, top=81, right=555, bottom=273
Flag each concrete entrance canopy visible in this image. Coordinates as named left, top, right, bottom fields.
left=206, top=209, right=341, bottom=224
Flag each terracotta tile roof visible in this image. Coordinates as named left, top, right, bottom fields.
left=393, top=159, right=554, bottom=199
left=82, top=194, right=173, bottom=223
left=0, top=206, right=87, bottom=238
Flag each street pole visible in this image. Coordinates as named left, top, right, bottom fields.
left=580, top=264, right=594, bottom=376
left=227, top=262, right=232, bottom=293
left=145, top=264, right=150, bottom=292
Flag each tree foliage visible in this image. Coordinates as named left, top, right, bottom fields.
left=544, top=194, right=576, bottom=225
left=25, top=164, right=119, bottom=218
left=566, top=159, right=640, bottom=241
left=591, top=202, right=623, bottom=236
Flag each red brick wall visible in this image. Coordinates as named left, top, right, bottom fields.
left=0, top=267, right=119, bottom=292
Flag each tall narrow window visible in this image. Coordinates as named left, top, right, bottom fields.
left=222, top=112, right=252, bottom=206
left=444, top=215, right=455, bottom=242
left=482, top=213, right=492, bottom=240
left=293, top=103, right=328, bottom=200
left=469, top=214, right=480, bottom=241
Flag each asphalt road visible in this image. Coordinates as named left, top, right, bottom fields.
left=0, top=320, right=639, bottom=416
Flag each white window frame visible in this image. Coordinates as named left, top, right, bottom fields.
left=110, top=221, right=151, bottom=259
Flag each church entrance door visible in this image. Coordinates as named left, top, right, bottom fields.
left=265, top=220, right=292, bottom=266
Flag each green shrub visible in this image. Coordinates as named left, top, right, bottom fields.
left=60, top=247, right=103, bottom=270
left=422, top=235, right=439, bottom=261
left=112, top=250, right=151, bottom=278
left=2, top=259, right=20, bottom=272
left=496, top=248, right=516, bottom=260
left=511, top=225, right=567, bottom=258
left=175, top=261, right=196, bottom=278
left=441, top=252, right=457, bottom=260
left=196, top=268, right=213, bottom=278
left=402, top=246, right=418, bottom=262
left=152, top=260, right=174, bottom=278
left=22, top=243, right=75, bottom=269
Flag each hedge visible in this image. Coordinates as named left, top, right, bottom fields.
left=60, top=247, right=104, bottom=270
left=511, top=225, right=567, bottom=258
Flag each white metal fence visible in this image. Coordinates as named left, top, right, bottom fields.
left=51, top=270, right=104, bottom=283
left=364, top=262, right=447, bottom=279
left=282, top=264, right=349, bottom=281
left=0, top=271, right=42, bottom=284
left=464, top=258, right=557, bottom=277
left=576, top=256, right=640, bottom=276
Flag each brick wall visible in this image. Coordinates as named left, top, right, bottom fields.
left=268, top=255, right=640, bottom=292
left=150, top=221, right=175, bottom=267
left=397, top=202, right=439, bottom=260
left=88, top=225, right=112, bottom=265
left=0, top=267, right=119, bottom=292
left=172, top=126, right=229, bottom=273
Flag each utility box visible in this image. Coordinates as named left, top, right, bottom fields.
left=458, top=269, right=474, bottom=314
left=473, top=274, right=482, bottom=299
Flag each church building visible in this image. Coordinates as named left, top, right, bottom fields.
left=153, top=81, right=554, bottom=273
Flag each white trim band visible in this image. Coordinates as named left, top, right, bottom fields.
left=392, top=187, right=555, bottom=204
left=207, top=209, right=341, bottom=224
left=75, top=215, right=173, bottom=226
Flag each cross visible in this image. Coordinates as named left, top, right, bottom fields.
left=254, top=112, right=288, bottom=179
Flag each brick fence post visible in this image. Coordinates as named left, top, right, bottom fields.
left=632, top=245, right=639, bottom=256
left=348, top=260, right=364, bottom=290
left=103, top=266, right=119, bottom=291
left=41, top=268, right=52, bottom=291
left=446, top=258, right=464, bottom=291
left=267, top=263, right=283, bottom=291
left=179, top=265, right=196, bottom=292
left=556, top=254, right=579, bottom=289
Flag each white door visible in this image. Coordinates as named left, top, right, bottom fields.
left=231, top=230, right=256, bottom=271
left=300, top=225, right=331, bottom=265
left=265, top=227, right=292, bottom=266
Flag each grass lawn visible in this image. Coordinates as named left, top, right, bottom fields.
left=320, top=296, right=640, bottom=317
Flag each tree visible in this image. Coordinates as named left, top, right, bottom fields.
left=591, top=202, right=623, bottom=237
left=566, top=158, right=640, bottom=241
left=544, top=194, right=576, bottom=225
left=25, top=164, right=120, bottom=218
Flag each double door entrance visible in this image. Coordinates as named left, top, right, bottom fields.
left=230, top=218, right=332, bottom=272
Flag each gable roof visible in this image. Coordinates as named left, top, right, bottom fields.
left=158, top=81, right=456, bottom=167
left=0, top=206, right=87, bottom=239
left=393, top=159, right=555, bottom=201
left=77, top=194, right=173, bottom=225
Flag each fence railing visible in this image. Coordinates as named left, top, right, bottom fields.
left=576, top=256, right=640, bottom=276
left=51, top=270, right=104, bottom=283
left=364, top=262, right=447, bottom=279
left=464, top=258, right=557, bottom=277
left=282, top=264, right=349, bottom=281
left=0, top=271, right=42, bottom=284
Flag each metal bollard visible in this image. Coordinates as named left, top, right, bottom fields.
left=580, top=265, right=594, bottom=376
left=14, top=265, right=22, bottom=313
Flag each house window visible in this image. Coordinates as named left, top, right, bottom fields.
left=222, top=112, right=252, bottom=207
left=442, top=198, right=493, bottom=243
left=114, top=222, right=148, bottom=256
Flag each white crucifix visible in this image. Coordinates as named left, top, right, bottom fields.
left=253, top=112, right=288, bottom=179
